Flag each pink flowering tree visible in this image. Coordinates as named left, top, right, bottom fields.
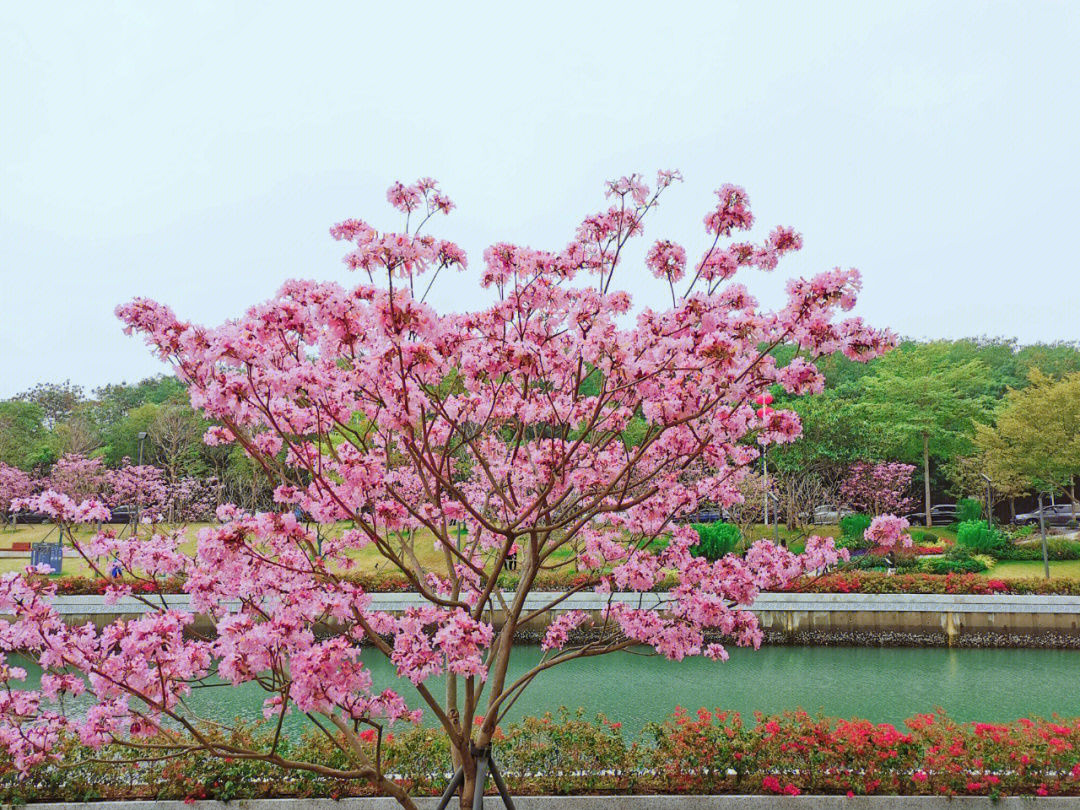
left=165, top=476, right=219, bottom=522
left=0, top=464, right=34, bottom=526
left=105, top=461, right=169, bottom=523
left=47, top=454, right=108, bottom=502
left=839, top=461, right=916, bottom=516
left=0, top=174, right=892, bottom=808
left=864, top=514, right=912, bottom=549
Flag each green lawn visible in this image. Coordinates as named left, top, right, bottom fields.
left=5, top=521, right=1071, bottom=583
left=980, top=559, right=1080, bottom=580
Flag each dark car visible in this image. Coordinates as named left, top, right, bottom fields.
left=903, top=504, right=959, bottom=526
left=10, top=509, right=51, bottom=525
left=108, top=505, right=137, bottom=524
left=1015, top=504, right=1078, bottom=528
left=684, top=507, right=730, bottom=524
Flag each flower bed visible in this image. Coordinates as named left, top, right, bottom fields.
left=34, top=570, right=1080, bottom=598
left=4, top=709, right=1080, bottom=802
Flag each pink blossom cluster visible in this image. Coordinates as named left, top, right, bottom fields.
left=0, top=173, right=893, bottom=793
left=48, top=454, right=107, bottom=501
left=11, top=492, right=110, bottom=525
left=0, top=464, right=33, bottom=516
left=104, top=463, right=169, bottom=520
left=840, top=461, right=916, bottom=516
left=864, top=515, right=912, bottom=548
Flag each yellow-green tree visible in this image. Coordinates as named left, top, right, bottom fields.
left=985, top=370, right=1080, bottom=518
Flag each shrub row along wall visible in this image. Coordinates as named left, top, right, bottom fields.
left=6, top=710, right=1080, bottom=802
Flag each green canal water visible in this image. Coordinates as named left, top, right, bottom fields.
left=17, top=646, right=1080, bottom=733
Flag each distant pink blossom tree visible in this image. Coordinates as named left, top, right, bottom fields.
left=0, top=464, right=34, bottom=523
left=165, top=476, right=218, bottom=522
left=105, top=462, right=169, bottom=522
left=840, top=461, right=916, bottom=516
left=47, top=454, right=107, bottom=502
left=864, top=514, right=912, bottom=548
left=0, top=174, right=892, bottom=808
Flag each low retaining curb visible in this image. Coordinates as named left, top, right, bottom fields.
left=14, top=797, right=1080, bottom=809
left=7, top=592, right=1080, bottom=647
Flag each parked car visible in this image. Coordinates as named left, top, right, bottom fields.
left=108, top=505, right=137, bottom=524
left=802, top=504, right=854, bottom=525
left=10, top=509, right=51, bottom=524
left=683, top=507, right=730, bottom=524
left=903, top=504, right=959, bottom=526
left=1015, top=504, right=1079, bottom=528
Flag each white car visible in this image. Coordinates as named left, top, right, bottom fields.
left=809, top=504, right=854, bottom=525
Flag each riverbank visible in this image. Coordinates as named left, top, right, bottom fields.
left=23, top=591, right=1080, bottom=648
left=17, top=797, right=1080, bottom=809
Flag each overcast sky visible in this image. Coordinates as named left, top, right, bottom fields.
left=2, top=1, right=1078, bottom=398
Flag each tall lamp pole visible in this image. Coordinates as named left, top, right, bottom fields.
left=755, top=393, right=774, bottom=530
left=1038, top=491, right=1050, bottom=580
left=134, top=431, right=147, bottom=529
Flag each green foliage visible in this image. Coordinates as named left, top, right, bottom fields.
left=853, top=553, right=921, bottom=572
left=956, top=498, right=983, bottom=522
left=997, top=538, right=1080, bottom=561
left=914, top=531, right=938, bottom=543
left=690, top=522, right=741, bottom=561
left=921, top=555, right=989, bottom=574
left=955, top=520, right=1010, bottom=556
left=839, top=512, right=872, bottom=540
left=0, top=400, right=51, bottom=469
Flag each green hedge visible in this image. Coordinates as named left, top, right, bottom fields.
left=690, top=522, right=742, bottom=561
left=955, top=520, right=1009, bottom=556
left=956, top=498, right=983, bottom=522
left=839, top=513, right=872, bottom=541
left=997, top=538, right=1080, bottom=561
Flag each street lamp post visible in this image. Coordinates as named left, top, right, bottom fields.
left=134, top=432, right=147, bottom=530
left=1038, top=491, right=1050, bottom=580
left=755, top=393, right=773, bottom=529
left=980, top=473, right=992, bottom=532
left=768, top=491, right=782, bottom=546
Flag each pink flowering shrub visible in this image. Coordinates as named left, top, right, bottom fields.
left=839, top=461, right=915, bottom=516
left=47, top=454, right=107, bottom=501
left=0, top=465, right=33, bottom=520
left=0, top=173, right=891, bottom=809
left=104, top=462, right=169, bottom=521
left=864, top=515, right=911, bottom=548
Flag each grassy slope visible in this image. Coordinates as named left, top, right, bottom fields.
left=4, top=522, right=1073, bottom=583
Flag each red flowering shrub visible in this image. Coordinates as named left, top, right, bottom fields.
left=3, top=710, right=1080, bottom=800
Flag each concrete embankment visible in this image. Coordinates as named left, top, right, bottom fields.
left=14, top=591, right=1080, bottom=648
left=18, top=795, right=1080, bottom=809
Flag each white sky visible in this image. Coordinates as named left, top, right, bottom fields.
left=2, top=1, right=1078, bottom=398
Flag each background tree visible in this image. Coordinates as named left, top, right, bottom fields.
left=984, top=370, right=1080, bottom=518
left=0, top=400, right=51, bottom=470
left=13, top=380, right=85, bottom=429
left=944, top=445, right=1028, bottom=521
left=146, top=400, right=203, bottom=484
left=857, top=342, right=994, bottom=526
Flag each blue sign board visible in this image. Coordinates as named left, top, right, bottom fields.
left=31, top=542, right=64, bottom=574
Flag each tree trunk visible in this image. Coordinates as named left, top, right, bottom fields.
left=458, top=749, right=478, bottom=809
left=923, top=433, right=932, bottom=528
left=1009, top=496, right=1016, bottom=522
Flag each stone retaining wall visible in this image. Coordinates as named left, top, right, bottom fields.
left=10, top=591, right=1080, bottom=647
left=14, top=796, right=1080, bottom=809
